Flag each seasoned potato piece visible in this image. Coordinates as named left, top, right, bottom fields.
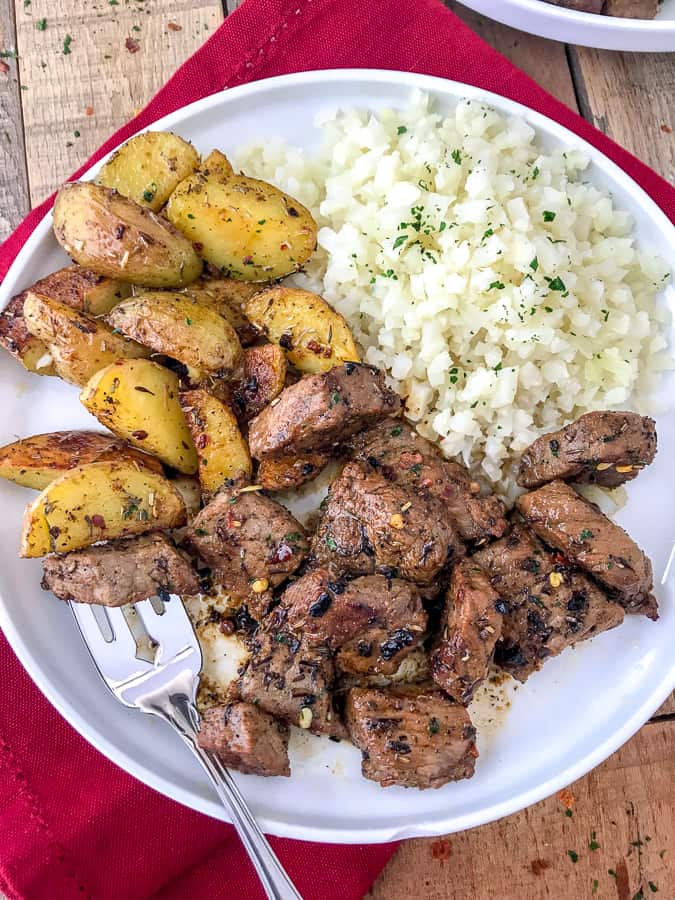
left=184, top=278, right=261, bottom=345
left=166, top=172, right=316, bottom=282
left=244, top=287, right=360, bottom=374
left=0, top=430, right=163, bottom=490
left=201, top=149, right=234, bottom=179
left=107, top=292, right=241, bottom=378
left=23, top=292, right=149, bottom=387
left=96, top=131, right=200, bottom=211
left=180, top=389, right=252, bottom=495
left=27, top=265, right=132, bottom=315
left=80, top=359, right=198, bottom=474
left=0, top=292, right=55, bottom=375
left=258, top=451, right=330, bottom=492
left=52, top=182, right=202, bottom=287
left=20, top=460, right=186, bottom=557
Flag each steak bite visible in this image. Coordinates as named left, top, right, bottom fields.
left=41, top=532, right=199, bottom=606
left=281, top=569, right=427, bottom=676
left=352, top=419, right=508, bottom=543
left=474, top=523, right=625, bottom=681
left=196, top=702, right=290, bottom=777
left=310, top=462, right=464, bottom=583
left=516, top=480, right=656, bottom=618
left=235, top=612, right=344, bottom=737
left=517, top=411, right=657, bottom=489
left=431, top=559, right=504, bottom=704
left=248, top=363, right=401, bottom=459
left=344, top=685, right=477, bottom=789
left=184, top=486, right=308, bottom=620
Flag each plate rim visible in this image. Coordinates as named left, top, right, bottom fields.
left=1, top=67, right=674, bottom=844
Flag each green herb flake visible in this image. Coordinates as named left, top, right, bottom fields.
left=532, top=166, right=540, bottom=179
left=546, top=276, right=566, bottom=292
left=608, top=869, right=617, bottom=878
left=481, top=228, right=494, bottom=243
left=451, top=149, right=462, bottom=165
left=36, top=18, right=47, bottom=30
left=567, top=850, right=578, bottom=864
left=428, top=717, right=440, bottom=735
left=0, top=49, right=18, bottom=59
left=602, top=309, right=610, bottom=322
left=494, top=361, right=503, bottom=372
left=185, top=317, right=192, bottom=326
left=439, top=221, right=447, bottom=232
left=589, top=832, right=600, bottom=851
left=62, top=33, right=72, bottom=55
left=330, top=391, right=341, bottom=407
left=393, top=235, right=408, bottom=250
left=142, top=187, right=156, bottom=202
left=543, top=210, right=556, bottom=222
left=579, top=529, right=594, bottom=540
left=194, top=527, right=208, bottom=536
left=73, top=130, right=80, bottom=137
left=544, top=306, right=553, bottom=313
left=634, top=891, right=644, bottom=900
left=565, top=808, right=573, bottom=818
left=649, top=883, right=658, bottom=894
left=325, top=535, right=338, bottom=552
left=397, top=125, right=407, bottom=135
left=390, top=425, right=403, bottom=437
left=529, top=257, right=539, bottom=272
left=187, top=213, right=195, bottom=219
left=410, top=463, right=422, bottom=476
left=488, top=281, right=505, bottom=291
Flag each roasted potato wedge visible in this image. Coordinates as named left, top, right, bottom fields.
left=243, top=287, right=360, bottom=373
left=80, top=358, right=198, bottom=474
left=96, top=131, right=200, bottom=211
left=228, top=343, right=287, bottom=422
left=201, top=149, right=234, bottom=179
left=28, top=265, right=132, bottom=315
left=0, top=430, right=163, bottom=490
left=0, top=292, right=55, bottom=375
left=107, top=292, right=241, bottom=378
left=166, top=170, right=317, bottom=281
left=183, top=278, right=262, bottom=345
left=20, top=460, right=186, bottom=557
left=23, top=292, right=149, bottom=386
left=52, top=182, right=202, bottom=287
left=257, top=451, right=330, bottom=492
left=180, top=389, right=252, bottom=495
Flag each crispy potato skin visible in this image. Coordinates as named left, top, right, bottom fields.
left=107, top=291, right=242, bottom=377
left=183, top=278, right=262, bottom=346
left=0, top=430, right=163, bottom=490
left=80, top=358, right=198, bottom=474
left=23, top=292, right=149, bottom=387
left=200, top=149, right=234, bottom=179
left=257, top=451, right=330, bottom=492
left=19, top=460, right=186, bottom=557
left=0, top=292, right=55, bottom=375
left=96, top=131, right=200, bottom=211
left=52, top=182, right=202, bottom=287
left=203, top=343, right=287, bottom=423
left=244, top=287, right=360, bottom=374
left=28, top=265, right=132, bottom=315
left=166, top=171, right=317, bottom=282
left=180, top=389, right=252, bottom=495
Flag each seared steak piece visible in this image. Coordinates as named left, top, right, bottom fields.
left=281, top=569, right=427, bottom=676
left=248, top=363, right=401, bottom=459
left=431, top=559, right=503, bottom=704
left=235, top=614, right=344, bottom=737
left=310, top=461, right=465, bottom=583
left=605, top=0, right=658, bottom=17
left=41, top=533, right=199, bottom=606
left=345, top=685, right=477, bottom=789
left=517, top=411, right=657, bottom=489
left=196, top=702, right=290, bottom=777
left=184, top=486, right=308, bottom=620
left=351, top=419, right=508, bottom=543
left=474, top=523, right=625, bottom=681
left=516, top=480, right=656, bottom=618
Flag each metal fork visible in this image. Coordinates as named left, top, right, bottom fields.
left=70, top=595, right=302, bottom=900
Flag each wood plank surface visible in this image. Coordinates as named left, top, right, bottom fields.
left=0, top=0, right=30, bottom=242
left=369, top=719, right=674, bottom=900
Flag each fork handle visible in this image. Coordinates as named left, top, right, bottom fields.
left=155, top=694, right=303, bottom=900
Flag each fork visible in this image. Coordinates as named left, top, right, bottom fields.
left=70, top=594, right=303, bottom=900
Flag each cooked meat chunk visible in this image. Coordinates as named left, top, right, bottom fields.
left=184, top=486, right=308, bottom=620
left=474, top=523, right=625, bottom=681
left=281, top=569, right=427, bottom=676
left=351, top=419, right=508, bottom=543
left=431, top=559, right=503, bottom=704
left=344, top=685, right=477, bottom=789
left=248, top=363, right=401, bottom=458
left=516, top=480, right=656, bottom=618
left=517, top=411, right=657, bottom=489
left=196, top=702, right=290, bottom=777
left=235, top=614, right=344, bottom=737
left=41, top=533, right=199, bottom=606
left=257, top=450, right=330, bottom=492
left=605, top=0, right=658, bottom=17
left=310, top=462, right=464, bottom=583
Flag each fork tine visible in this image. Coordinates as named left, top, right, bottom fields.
left=70, top=601, right=154, bottom=682
left=133, top=596, right=201, bottom=665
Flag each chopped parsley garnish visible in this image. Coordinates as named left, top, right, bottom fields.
left=532, top=166, right=540, bottom=179
left=325, top=535, right=338, bottom=552
left=185, top=317, right=192, bottom=326
left=439, top=221, right=447, bottom=232
left=567, top=850, right=578, bottom=864
left=481, top=228, right=494, bottom=243
left=564, top=808, right=573, bottom=818
left=36, top=18, right=47, bottom=30
left=488, top=281, right=505, bottom=291
left=390, top=425, right=403, bottom=437
left=529, top=257, right=539, bottom=272
left=592, top=880, right=599, bottom=895
left=451, top=149, right=462, bottom=165
left=544, top=306, right=553, bottom=313
left=546, top=276, right=566, bottom=292
left=392, top=235, right=408, bottom=250
left=397, top=125, right=407, bottom=134
left=142, top=184, right=157, bottom=203
left=494, top=361, right=503, bottom=372
left=579, top=529, right=594, bottom=540
left=649, top=882, right=658, bottom=893
left=602, top=309, right=610, bottom=322
left=122, top=499, right=140, bottom=520
left=187, top=213, right=195, bottom=219
left=330, top=391, right=341, bottom=406
left=428, top=717, right=440, bottom=735
left=588, top=832, right=600, bottom=851
left=543, top=210, right=556, bottom=222
left=194, top=527, right=208, bottom=536
left=410, top=463, right=422, bottom=476
left=62, top=33, right=72, bottom=55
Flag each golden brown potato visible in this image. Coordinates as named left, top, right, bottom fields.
left=183, top=278, right=262, bottom=346
left=23, top=292, right=149, bottom=387
left=52, top=182, right=202, bottom=287
left=80, top=358, right=198, bottom=474
left=202, top=343, right=287, bottom=423
left=166, top=170, right=317, bottom=282
left=96, top=131, right=200, bottom=212
left=0, top=430, right=163, bottom=490
left=243, top=287, right=360, bottom=374
left=28, top=265, right=132, bottom=316
left=107, top=291, right=241, bottom=378
left=0, top=292, right=56, bottom=376
left=180, top=389, right=252, bottom=495
left=257, top=451, right=330, bottom=492
left=201, top=149, right=234, bottom=179
left=20, top=460, right=186, bottom=557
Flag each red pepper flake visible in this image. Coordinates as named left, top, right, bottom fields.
left=219, top=619, right=235, bottom=635
left=469, top=743, right=479, bottom=758
left=0, top=61, right=9, bottom=74
left=272, top=542, right=293, bottom=563
left=557, top=787, right=576, bottom=810
left=85, top=105, right=94, bottom=116
left=661, top=123, right=672, bottom=134
left=167, top=21, right=182, bottom=31
left=242, top=255, right=254, bottom=265
left=196, top=434, right=209, bottom=449
left=131, top=429, right=148, bottom=440
left=430, top=839, right=452, bottom=862
left=125, top=37, right=140, bottom=54
left=91, top=514, right=106, bottom=529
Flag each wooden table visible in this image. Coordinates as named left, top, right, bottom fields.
left=0, top=1, right=673, bottom=897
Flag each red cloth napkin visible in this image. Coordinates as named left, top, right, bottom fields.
left=1, top=0, right=674, bottom=897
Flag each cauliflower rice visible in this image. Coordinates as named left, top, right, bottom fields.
left=236, top=92, right=672, bottom=497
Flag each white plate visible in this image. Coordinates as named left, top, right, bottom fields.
left=458, top=0, right=675, bottom=51
left=1, top=70, right=674, bottom=844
